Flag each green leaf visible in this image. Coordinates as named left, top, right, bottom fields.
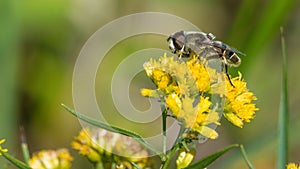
left=277, top=27, right=289, bottom=169
left=61, top=104, right=163, bottom=158
left=62, top=104, right=142, bottom=138
left=185, top=144, right=239, bottom=169
left=1, top=152, right=31, bottom=169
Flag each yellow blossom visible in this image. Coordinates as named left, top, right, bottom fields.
left=186, top=58, right=211, bottom=92
left=152, top=69, right=172, bottom=89
left=72, top=128, right=150, bottom=168
left=140, top=88, right=158, bottom=98
left=224, top=72, right=259, bottom=128
left=166, top=93, right=182, bottom=116
left=0, top=139, right=8, bottom=155
left=176, top=148, right=195, bottom=169
left=71, top=129, right=101, bottom=162
left=29, top=149, right=73, bottom=169
left=142, top=54, right=223, bottom=140
left=287, top=163, right=300, bottom=169
left=141, top=54, right=258, bottom=141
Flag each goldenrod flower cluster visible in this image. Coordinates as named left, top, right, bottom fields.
left=29, top=149, right=73, bottom=169
left=223, top=72, right=259, bottom=128
left=141, top=54, right=258, bottom=140
left=72, top=128, right=150, bottom=168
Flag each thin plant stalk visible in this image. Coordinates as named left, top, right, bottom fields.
left=20, top=126, right=30, bottom=164
left=239, top=144, right=255, bottom=169
left=277, top=27, right=289, bottom=169
left=160, top=98, right=167, bottom=156
left=161, top=142, right=181, bottom=169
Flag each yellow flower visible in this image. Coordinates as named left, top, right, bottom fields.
left=142, top=54, right=223, bottom=140
left=71, top=129, right=101, bottom=162
left=223, top=72, right=259, bottom=128
left=192, top=96, right=220, bottom=139
left=72, top=128, right=150, bottom=168
left=186, top=58, right=212, bottom=92
left=166, top=93, right=182, bottom=116
left=29, top=149, right=73, bottom=169
left=176, top=148, right=195, bottom=169
left=287, top=163, right=300, bottom=169
left=142, top=54, right=258, bottom=140
left=152, top=69, right=171, bottom=89
left=0, top=139, right=8, bottom=155
left=140, top=88, right=158, bottom=98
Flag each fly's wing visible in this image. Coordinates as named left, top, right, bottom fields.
left=229, top=46, right=246, bottom=56
left=213, top=41, right=246, bottom=56
left=184, top=32, right=216, bottom=56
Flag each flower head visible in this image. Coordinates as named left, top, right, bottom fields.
left=72, top=128, right=150, bottom=168
left=141, top=54, right=259, bottom=140
left=0, top=139, right=8, bottom=156
left=223, top=72, right=259, bottom=128
left=29, top=149, right=73, bottom=169
left=142, top=54, right=223, bottom=140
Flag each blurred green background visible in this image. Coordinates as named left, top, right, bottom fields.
left=1, top=0, right=300, bottom=168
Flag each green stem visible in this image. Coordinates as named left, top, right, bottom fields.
left=173, top=123, right=185, bottom=148
left=161, top=143, right=181, bottom=169
left=20, top=126, right=30, bottom=164
left=239, top=144, right=255, bottom=169
left=277, top=27, right=289, bottom=169
left=0, top=151, right=31, bottom=169
left=160, top=98, right=167, bottom=155
left=94, top=161, right=104, bottom=169
left=181, top=140, right=190, bottom=152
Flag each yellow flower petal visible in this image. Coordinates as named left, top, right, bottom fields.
left=176, top=148, right=195, bottom=169
left=193, top=126, right=218, bottom=139
left=223, top=111, right=244, bottom=128
left=140, top=88, right=159, bottom=98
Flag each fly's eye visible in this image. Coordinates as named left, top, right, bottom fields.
left=169, top=38, right=184, bottom=51
left=168, top=38, right=176, bottom=52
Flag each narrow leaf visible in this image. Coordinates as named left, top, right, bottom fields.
left=185, top=144, right=239, bottom=169
left=1, top=152, right=31, bottom=169
left=277, top=27, right=289, bottom=169
left=61, top=104, right=163, bottom=158
left=62, top=104, right=141, bottom=138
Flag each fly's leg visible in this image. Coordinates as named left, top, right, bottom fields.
left=179, top=33, right=188, bottom=59
left=222, top=51, right=235, bottom=87
left=179, top=44, right=185, bottom=59
left=206, top=54, right=235, bottom=87
left=225, top=64, right=235, bottom=87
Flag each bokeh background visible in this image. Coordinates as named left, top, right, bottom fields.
left=1, top=0, right=300, bottom=168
